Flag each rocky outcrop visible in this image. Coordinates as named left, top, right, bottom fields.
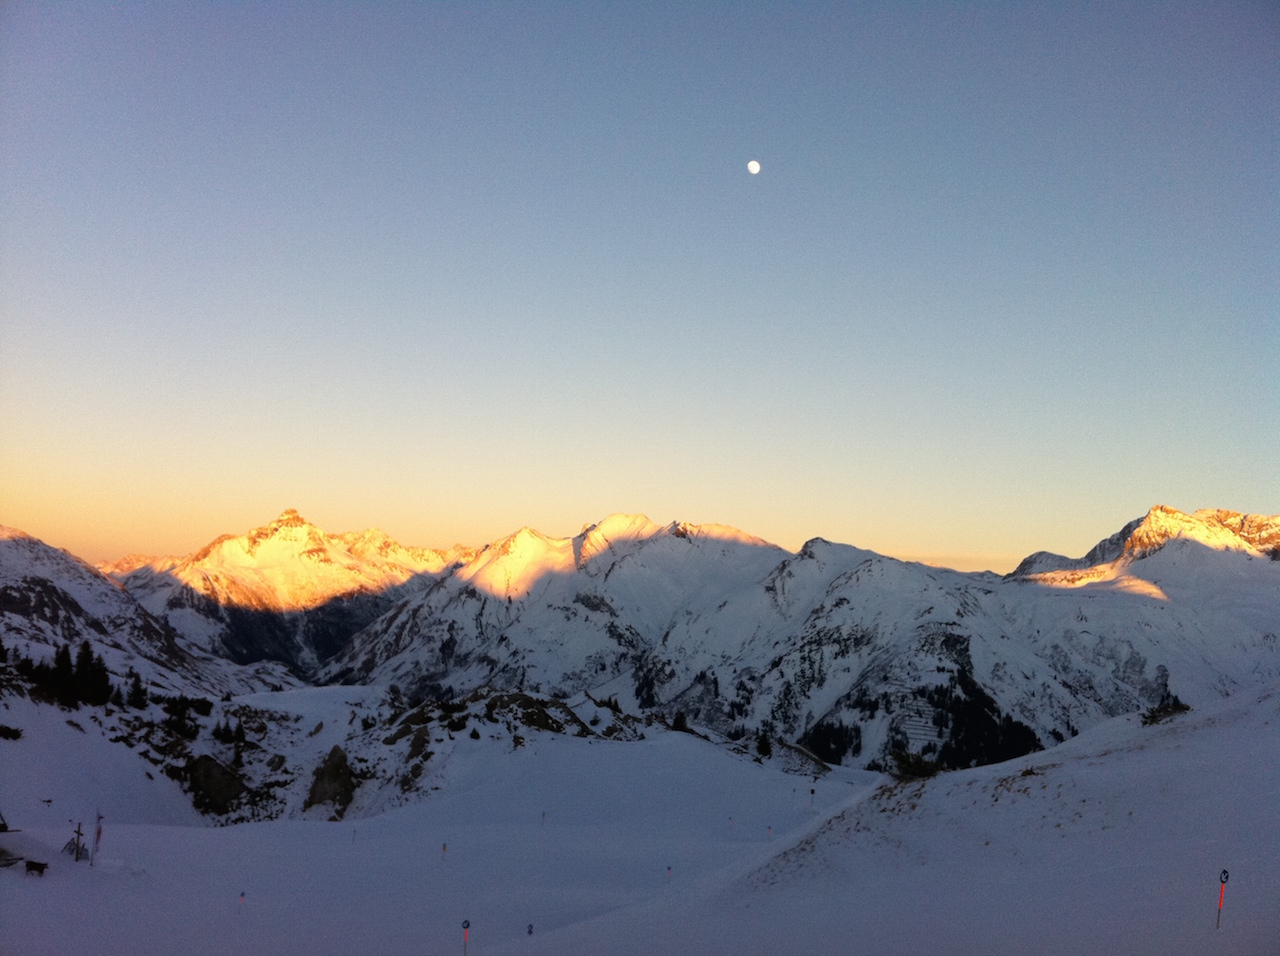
left=305, top=745, right=356, bottom=818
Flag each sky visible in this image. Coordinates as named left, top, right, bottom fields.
left=2, top=1, right=1277, bottom=572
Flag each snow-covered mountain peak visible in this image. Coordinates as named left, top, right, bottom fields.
left=91, top=514, right=466, bottom=672
left=150, top=511, right=454, bottom=607
left=574, top=513, right=667, bottom=566
left=0, top=525, right=112, bottom=593
left=270, top=507, right=308, bottom=527
left=337, top=526, right=397, bottom=558
left=1127, top=505, right=1280, bottom=555
left=97, top=553, right=171, bottom=577
left=1009, top=505, right=1280, bottom=579
left=588, top=513, right=665, bottom=543
left=240, top=508, right=327, bottom=556
left=446, top=514, right=785, bottom=602
left=0, top=524, right=41, bottom=555
left=678, top=521, right=775, bottom=549
left=461, top=526, right=576, bottom=599
left=336, top=527, right=469, bottom=571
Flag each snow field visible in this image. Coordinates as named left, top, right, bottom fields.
left=2, top=684, right=1277, bottom=955
left=1, top=713, right=859, bottom=955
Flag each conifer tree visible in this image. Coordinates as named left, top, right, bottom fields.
left=52, top=644, right=76, bottom=707
left=126, top=669, right=147, bottom=709
left=74, top=641, right=95, bottom=699
left=756, top=730, right=772, bottom=758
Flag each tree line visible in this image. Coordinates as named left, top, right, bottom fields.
left=1, top=635, right=147, bottom=710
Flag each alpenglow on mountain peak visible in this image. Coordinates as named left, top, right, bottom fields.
left=1008, top=504, right=1280, bottom=578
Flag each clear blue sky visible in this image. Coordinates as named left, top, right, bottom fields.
left=2, top=1, right=1277, bottom=570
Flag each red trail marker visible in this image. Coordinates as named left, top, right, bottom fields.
left=1217, top=870, right=1228, bottom=929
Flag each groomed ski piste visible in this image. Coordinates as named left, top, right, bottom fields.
left=2, top=680, right=1277, bottom=955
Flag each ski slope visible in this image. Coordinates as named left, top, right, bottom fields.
left=2, top=682, right=1276, bottom=955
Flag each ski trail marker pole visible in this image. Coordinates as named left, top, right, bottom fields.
left=1217, top=870, right=1228, bottom=929
left=462, top=919, right=470, bottom=956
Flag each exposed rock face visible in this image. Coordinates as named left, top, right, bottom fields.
left=305, top=745, right=356, bottom=817
left=185, top=754, right=246, bottom=815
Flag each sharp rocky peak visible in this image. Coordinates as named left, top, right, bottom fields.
left=1009, top=504, right=1280, bottom=578
left=1115, top=505, right=1279, bottom=558
left=261, top=508, right=314, bottom=533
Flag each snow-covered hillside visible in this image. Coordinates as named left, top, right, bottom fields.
left=2, top=678, right=1275, bottom=955
left=102, top=510, right=472, bottom=675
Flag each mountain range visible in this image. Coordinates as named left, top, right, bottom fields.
left=3, top=504, right=1277, bottom=787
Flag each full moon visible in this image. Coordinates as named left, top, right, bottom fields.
left=747, top=160, right=761, bottom=175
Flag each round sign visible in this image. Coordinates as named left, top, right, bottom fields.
left=1220, top=870, right=1229, bottom=884
left=462, top=920, right=470, bottom=929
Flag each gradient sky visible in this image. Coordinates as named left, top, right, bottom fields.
left=2, top=1, right=1277, bottom=571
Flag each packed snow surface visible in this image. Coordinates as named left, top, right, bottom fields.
left=2, top=682, right=1276, bottom=955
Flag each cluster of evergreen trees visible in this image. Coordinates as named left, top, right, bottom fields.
left=1, top=635, right=148, bottom=711
left=212, top=717, right=246, bottom=744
